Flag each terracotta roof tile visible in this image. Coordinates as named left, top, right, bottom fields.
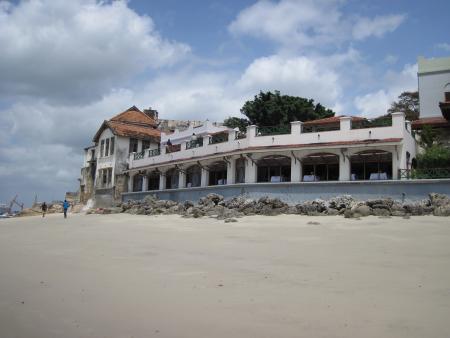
left=412, top=116, right=450, bottom=129
left=302, top=116, right=365, bottom=125
left=107, top=121, right=161, bottom=141
left=110, top=106, right=157, bottom=127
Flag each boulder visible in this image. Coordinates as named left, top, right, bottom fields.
left=433, top=205, right=450, bottom=216
left=429, top=193, right=450, bottom=207
left=328, top=195, right=354, bottom=210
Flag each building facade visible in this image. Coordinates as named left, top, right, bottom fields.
left=80, top=106, right=160, bottom=206
left=124, top=112, right=416, bottom=201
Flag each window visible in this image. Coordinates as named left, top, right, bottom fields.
left=100, top=140, right=105, bottom=157
left=107, top=168, right=112, bottom=184
left=129, top=138, right=138, bottom=153
left=110, top=137, right=115, bottom=155
left=105, top=138, right=110, bottom=157
left=445, top=91, right=450, bottom=102
left=142, top=140, right=150, bottom=151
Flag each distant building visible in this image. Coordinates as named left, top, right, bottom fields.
left=413, top=56, right=450, bottom=146
left=80, top=106, right=160, bottom=206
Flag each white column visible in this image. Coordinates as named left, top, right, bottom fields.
left=142, top=175, right=148, bottom=191
left=290, top=154, right=301, bottom=182
left=227, top=158, right=236, bottom=185
left=339, top=153, right=350, bottom=181
left=159, top=172, right=166, bottom=190
left=244, top=157, right=257, bottom=183
left=179, top=170, right=186, bottom=188
left=391, top=112, right=405, bottom=131
left=246, top=125, right=257, bottom=147
left=290, top=121, right=303, bottom=135
left=128, top=173, right=134, bottom=192
left=392, top=147, right=399, bottom=180
left=201, top=167, right=209, bottom=187
left=340, top=116, right=352, bottom=131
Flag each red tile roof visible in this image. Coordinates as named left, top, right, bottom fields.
left=93, top=106, right=161, bottom=142
left=411, top=116, right=450, bottom=129
left=302, top=116, right=365, bottom=125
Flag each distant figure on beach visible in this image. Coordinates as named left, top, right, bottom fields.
left=63, top=200, right=69, bottom=218
left=41, top=202, right=47, bottom=218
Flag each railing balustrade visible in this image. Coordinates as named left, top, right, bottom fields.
left=398, top=168, right=450, bottom=179
left=209, top=133, right=228, bottom=145
left=352, top=117, right=392, bottom=129
left=186, top=138, right=204, bottom=149
left=302, top=124, right=340, bottom=133
left=256, top=125, right=291, bottom=136
left=148, top=148, right=161, bottom=157
left=133, top=151, right=145, bottom=160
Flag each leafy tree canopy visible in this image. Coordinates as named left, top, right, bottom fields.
left=223, top=117, right=250, bottom=132
left=387, top=91, right=419, bottom=121
left=228, top=91, right=335, bottom=127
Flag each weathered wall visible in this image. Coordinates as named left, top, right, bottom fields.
left=122, top=179, right=450, bottom=204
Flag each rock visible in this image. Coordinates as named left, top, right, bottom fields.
left=199, top=193, right=224, bottom=206
left=429, top=193, right=450, bottom=207
left=224, top=218, right=238, bottom=223
left=366, top=198, right=394, bottom=209
left=349, top=204, right=372, bottom=217
left=433, top=205, right=450, bottom=216
left=183, top=200, right=195, bottom=210
left=372, top=208, right=391, bottom=217
left=326, top=208, right=339, bottom=216
left=296, top=199, right=327, bottom=215
left=328, top=195, right=354, bottom=210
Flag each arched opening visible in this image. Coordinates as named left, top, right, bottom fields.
left=165, top=168, right=179, bottom=189
left=350, top=150, right=392, bottom=180
left=209, top=161, right=227, bottom=186
left=132, top=174, right=143, bottom=192
left=148, top=171, right=160, bottom=191
left=186, top=165, right=201, bottom=188
left=302, top=153, right=339, bottom=181
left=257, top=155, right=291, bottom=183
left=235, top=157, right=246, bottom=183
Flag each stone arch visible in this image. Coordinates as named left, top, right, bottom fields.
left=301, top=152, right=339, bottom=181
left=147, top=171, right=160, bottom=191
left=257, top=154, right=291, bottom=183
left=208, top=161, right=227, bottom=186
left=350, top=149, right=392, bottom=180
left=165, top=168, right=179, bottom=189
left=185, top=164, right=201, bottom=188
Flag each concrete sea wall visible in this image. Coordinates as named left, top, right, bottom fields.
left=122, top=179, right=450, bottom=204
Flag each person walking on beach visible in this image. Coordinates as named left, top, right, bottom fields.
left=63, top=200, right=69, bottom=219
left=41, top=202, right=47, bottom=218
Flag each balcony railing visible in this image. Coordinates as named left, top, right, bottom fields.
left=256, top=125, right=291, bottom=136
left=398, top=168, right=450, bottom=179
left=148, top=148, right=161, bottom=157
left=134, top=151, right=145, bottom=160
left=209, top=133, right=228, bottom=145
left=166, top=144, right=181, bottom=153
left=352, top=117, right=392, bottom=129
left=302, top=124, right=340, bottom=133
left=186, top=138, right=203, bottom=149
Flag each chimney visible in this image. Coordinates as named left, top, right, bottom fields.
left=143, top=107, right=158, bottom=120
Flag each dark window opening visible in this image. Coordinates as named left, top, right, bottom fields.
left=302, top=153, right=339, bottom=181
left=100, top=140, right=104, bottom=157
left=105, top=138, right=110, bottom=157
left=133, top=175, right=143, bottom=192
left=165, top=169, right=179, bottom=189
left=129, top=138, right=138, bottom=154
left=110, top=137, right=115, bottom=155
left=208, top=162, right=227, bottom=186
left=350, top=150, right=392, bottom=180
left=148, top=172, right=160, bottom=191
left=186, top=165, right=201, bottom=188
left=257, top=155, right=291, bottom=183
left=142, top=140, right=150, bottom=151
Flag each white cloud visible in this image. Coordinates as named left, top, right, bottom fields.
left=237, top=55, right=342, bottom=111
left=0, top=0, right=190, bottom=103
left=228, top=0, right=405, bottom=48
left=436, top=42, right=450, bottom=51
left=354, top=64, right=417, bottom=117
left=353, top=14, right=406, bottom=40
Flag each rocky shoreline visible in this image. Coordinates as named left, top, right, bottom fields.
left=88, top=193, right=450, bottom=220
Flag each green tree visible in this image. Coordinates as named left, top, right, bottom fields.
left=387, top=91, right=419, bottom=121
left=238, top=91, right=335, bottom=126
left=223, top=117, right=250, bottom=132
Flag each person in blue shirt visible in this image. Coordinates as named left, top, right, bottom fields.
left=63, top=200, right=70, bottom=218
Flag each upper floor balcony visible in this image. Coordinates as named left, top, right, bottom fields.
left=129, top=112, right=412, bottom=169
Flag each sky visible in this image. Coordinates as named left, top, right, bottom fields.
left=0, top=0, right=449, bottom=206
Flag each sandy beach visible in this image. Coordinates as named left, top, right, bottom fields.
left=0, top=213, right=449, bottom=338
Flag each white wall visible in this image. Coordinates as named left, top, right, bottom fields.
left=419, top=71, right=450, bottom=118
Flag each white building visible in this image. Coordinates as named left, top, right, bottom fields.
left=125, top=112, right=416, bottom=197
left=80, top=106, right=160, bottom=205
left=418, top=56, right=450, bottom=118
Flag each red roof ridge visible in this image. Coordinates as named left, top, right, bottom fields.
left=110, top=106, right=157, bottom=127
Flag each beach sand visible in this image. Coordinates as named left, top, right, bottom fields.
left=0, top=213, right=449, bottom=338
